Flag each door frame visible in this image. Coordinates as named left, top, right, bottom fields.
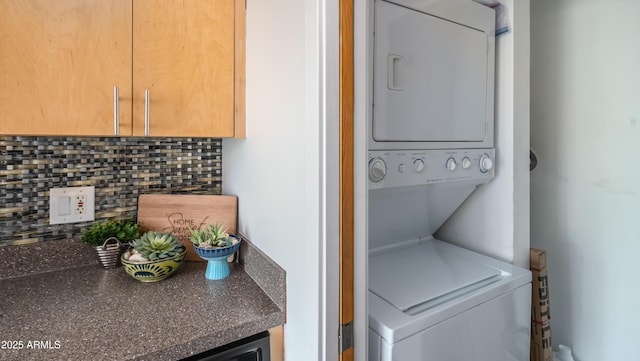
left=339, top=0, right=355, bottom=359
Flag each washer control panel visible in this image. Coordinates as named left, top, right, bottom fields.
left=368, top=149, right=495, bottom=189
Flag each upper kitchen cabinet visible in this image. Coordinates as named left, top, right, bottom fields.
left=0, top=0, right=133, bottom=136
left=0, top=0, right=245, bottom=138
left=133, top=0, right=244, bottom=138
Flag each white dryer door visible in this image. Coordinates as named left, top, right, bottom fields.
left=373, top=0, right=490, bottom=143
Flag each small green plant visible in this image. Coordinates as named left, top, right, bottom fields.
left=128, top=231, right=185, bottom=261
left=80, top=219, right=141, bottom=247
left=188, top=223, right=233, bottom=248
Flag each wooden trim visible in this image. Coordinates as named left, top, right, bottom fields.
left=234, top=0, right=246, bottom=138
left=342, top=348, right=354, bottom=360
left=339, top=0, right=354, bottom=359
left=269, top=326, right=284, bottom=361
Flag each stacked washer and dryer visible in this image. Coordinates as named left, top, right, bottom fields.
left=367, top=0, right=532, bottom=360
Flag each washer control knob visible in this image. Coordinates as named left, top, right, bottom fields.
left=446, top=157, right=457, bottom=172
left=461, top=157, right=471, bottom=170
left=413, top=158, right=425, bottom=173
left=398, top=163, right=406, bottom=173
left=369, top=157, right=387, bottom=182
left=480, top=154, right=494, bottom=173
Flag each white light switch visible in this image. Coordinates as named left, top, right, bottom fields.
left=50, top=186, right=95, bottom=225
left=58, top=196, right=71, bottom=215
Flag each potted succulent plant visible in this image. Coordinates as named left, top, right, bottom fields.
left=80, top=219, right=141, bottom=268
left=189, top=224, right=241, bottom=280
left=121, top=231, right=187, bottom=282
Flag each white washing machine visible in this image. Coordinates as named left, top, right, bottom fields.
left=367, top=149, right=531, bottom=361
left=368, top=237, right=531, bottom=360
left=367, top=1, right=531, bottom=360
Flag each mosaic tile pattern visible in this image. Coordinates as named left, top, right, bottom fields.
left=0, top=136, right=222, bottom=246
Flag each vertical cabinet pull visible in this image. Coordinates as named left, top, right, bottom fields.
left=113, top=86, right=120, bottom=135
left=115, top=87, right=152, bottom=136
left=144, top=89, right=150, bottom=136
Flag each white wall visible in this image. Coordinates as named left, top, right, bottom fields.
left=436, top=0, right=531, bottom=268
left=222, top=0, right=340, bottom=360
left=531, top=1, right=640, bottom=360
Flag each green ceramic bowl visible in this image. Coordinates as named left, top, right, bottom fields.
left=121, top=249, right=186, bottom=283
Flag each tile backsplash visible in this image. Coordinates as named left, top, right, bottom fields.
left=0, top=136, right=222, bottom=246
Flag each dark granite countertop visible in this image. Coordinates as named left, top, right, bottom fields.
left=0, top=260, right=284, bottom=361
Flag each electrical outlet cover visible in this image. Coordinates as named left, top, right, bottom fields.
left=50, top=186, right=95, bottom=224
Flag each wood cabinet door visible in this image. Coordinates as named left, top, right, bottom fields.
left=133, top=0, right=237, bottom=137
left=0, top=0, right=132, bottom=136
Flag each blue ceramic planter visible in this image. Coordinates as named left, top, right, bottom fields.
left=193, top=236, right=241, bottom=280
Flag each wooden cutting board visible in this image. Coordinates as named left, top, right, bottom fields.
left=137, top=194, right=238, bottom=261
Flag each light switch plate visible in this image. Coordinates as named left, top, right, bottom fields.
left=49, top=186, right=95, bottom=225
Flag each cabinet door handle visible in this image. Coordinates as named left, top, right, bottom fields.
left=144, top=89, right=150, bottom=136
left=113, top=86, right=120, bottom=135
